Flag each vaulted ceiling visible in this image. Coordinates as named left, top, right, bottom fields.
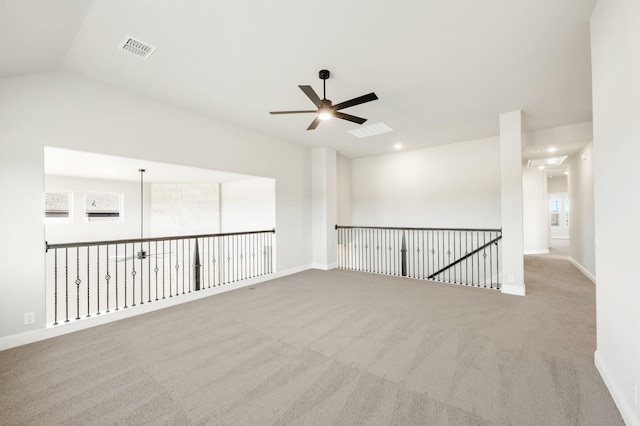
left=1, top=0, right=596, bottom=158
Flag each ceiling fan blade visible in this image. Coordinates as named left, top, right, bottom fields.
left=270, top=110, right=317, bottom=115
left=299, top=85, right=322, bottom=107
left=334, top=111, right=367, bottom=125
left=307, top=116, right=321, bottom=130
left=333, top=92, right=378, bottom=111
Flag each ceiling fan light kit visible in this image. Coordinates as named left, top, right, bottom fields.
left=270, top=69, right=378, bottom=130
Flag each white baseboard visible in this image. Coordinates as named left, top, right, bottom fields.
left=0, top=264, right=312, bottom=352
left=595, top=350, right=640, bottom=426
left=501, top=283, right=526, bottom=296
left=311, top=262, right=338, bottom=271
left=568, top=256, right=596, bottom=284
left=524, top=249, right=550, bottom=255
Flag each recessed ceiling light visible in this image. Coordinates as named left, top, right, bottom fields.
left=538, top=166, right=546, bottom=170
left=347, top=122, right=393, bottom=138
left=547, top=147, right=558, bottom=153
left=394, top=143, right=402, bottom=150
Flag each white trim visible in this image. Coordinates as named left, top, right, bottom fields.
left=551, top=236, right=569, bottom=240
left=524, top=249, right=550, bottom=255
left=501, top=283, right=526, bottom=296
left=595, top=350, right=640, bottom=426
left=0, top=264, right=312, bottom=352
left=311, top=262, right=338, bottom=271
left=568, top=256, right=596, bottom=284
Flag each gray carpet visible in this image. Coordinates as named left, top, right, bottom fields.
left=0, top=256, right=623, bottom=425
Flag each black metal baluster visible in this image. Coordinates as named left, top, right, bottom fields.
left=497, top=232, right=501, bottom=289
left=65, top=248, right=69, bottom=322
left=75, top=247, right=81, bottom=320
left=244, top=234, right=248, bottom=279
left=138, top=241, right=144, bottom=305
left=489, top=232, right=495, bottom=289
left=54, top=249, right=58, bottom=325
left=148, top=241, right=152, bottom=302
left=181, top=239, right=185, bottom=294
left=175, top=240, right=180, bottom=295
left=447, top=231, right=451, bottom=283
left=115, top=245, right=120, bottom=310
left=234, top=235, right=238, bottom=281
left=132, top=243, right=137, bottom=307
left=482, top=232, right=487, bottom=288
left=96, top=246, right=100, bottom=315
left=154, top=241, right=159, bottom=300
left=401, top=232, right=407, bottom=277
left=224, top=236, right=229, bottom=284
left=252, top=233, right=256, bottom=276
left=194, top=238, right=201, bottom=291
left=465, top=232, right=469, bottom=285
left=86, top=246, right=91, bottom=317
left=208, top=237, right=212, bottom=287
left=124, top=244, right=128, bottom=308
left=106, top=246, right=111, bottom=313
left=477, top=232, right=481, bottom=287
left=168, top=241, right=173, bottom=297
left=458, top=231, right=462, bottom=284
left=218, top=236, right=222, bottom=285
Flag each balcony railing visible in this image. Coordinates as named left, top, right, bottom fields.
left=336, top=225, right=502, bottom=289
left=45, top=229, right=275, bottom=325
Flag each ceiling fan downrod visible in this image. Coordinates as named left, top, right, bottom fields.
left=319, top=69, right=330, bottom=100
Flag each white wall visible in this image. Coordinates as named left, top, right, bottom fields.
left=547, top=176, right=568, bottom=193
left=336, top=154, right=352, bottom=227
left=591, top=1, right=640, bottom=424
left=567, top=142, right=595, bottom=280
left=350, top=137, right=501, bottom=228
left=220, top=178, right=275, bottom=233
left=45, top=175, right=151, bottom=243
left=522, top=169, right=549, bottom=254
left=311, top=147, right=337, bottom=269
left=151, top=183, right=220, bottom=237
left=0, top=71, right=311, bottom=339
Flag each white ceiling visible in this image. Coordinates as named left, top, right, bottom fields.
left=1, top=0, right=596, bottom=160
left=44, top=147, right=257, bottom=183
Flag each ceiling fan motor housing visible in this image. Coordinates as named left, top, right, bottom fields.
left=319, top=69, right=330, bottom=80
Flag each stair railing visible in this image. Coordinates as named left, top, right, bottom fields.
left=45, top=229, right=275, bottom=325
left=336, top=225, right=502, bottom=289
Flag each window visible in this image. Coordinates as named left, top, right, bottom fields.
left=85, top=192, right=123, bottom=221
left=549, top=196, right=569, bottom=229
left=45, top=191, right=72, bottom=223
left=550, top=198, right=561, bottom=227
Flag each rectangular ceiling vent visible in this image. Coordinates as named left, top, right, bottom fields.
left=347, top=122, right=394, bottom=138
left=119, top=36, right=156, bottom=60
left=527, top=156, right=568, bottom=168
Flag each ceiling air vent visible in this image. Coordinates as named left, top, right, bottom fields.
left=119, top=36, right=156, bottom=60
left=526, top=156, right=568, bottom=168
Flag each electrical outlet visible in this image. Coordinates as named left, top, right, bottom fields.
left=508, top=274, right=514, bottom=283
left=24, top=312, right=35, bottom=325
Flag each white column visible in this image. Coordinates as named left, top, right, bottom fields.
left=500, top=110, right=526, bottom=295
left=311, top=147, right=337, bottom=269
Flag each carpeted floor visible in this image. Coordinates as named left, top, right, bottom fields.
left=0, top=256, right=622, bottom=425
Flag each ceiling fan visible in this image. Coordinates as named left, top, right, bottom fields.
left=270, top=69, right=378, bottom=130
